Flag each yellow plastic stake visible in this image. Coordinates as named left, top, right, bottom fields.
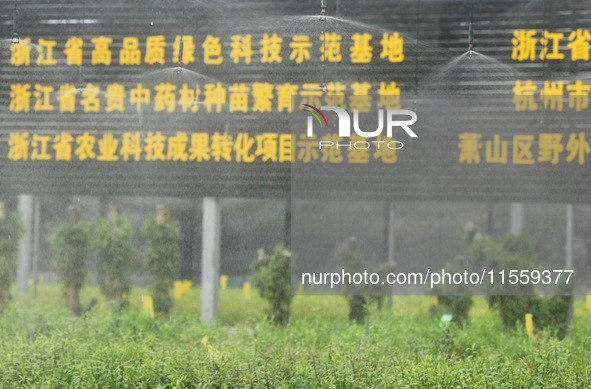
left=182, top=280, right=192, bottom=295
left=173, top=281, right=183, bottom=300
left=142, top=295, right=154, bottom=319
left=220, top=275, right=228, bottom=290
left=296, top=283, right=304, bottom=296
left=432, top=296, right=438, bottom=306
left=525, top=313, right=534, bottom=338
left=243, top=282, right=251, bottom=300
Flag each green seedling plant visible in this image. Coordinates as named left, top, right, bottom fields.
left=251, top=245, right=293, bottom=326
left=94, top=207, right=134, bottom=310
left=142, top=205, right=181, bottom=318
left=51, top=205, right=91, bottom=315
left=0, top=203, right=23, bottom=313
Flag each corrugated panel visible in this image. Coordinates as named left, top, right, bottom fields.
left=1, top=0, right=590, bottom=202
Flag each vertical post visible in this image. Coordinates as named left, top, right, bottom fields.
left=31, top=196, right=41, bottom=300
left=565, top=204, right=575, bottom=330
left=192, top=200, right=201, bottom=283
left=201, top=197, right=221, bottom=323
left=486, top=203, right=495, bottom=234
left=388, top=202, right=395, bottom=265
left=16, top=195, right=33, bottom=294
left=284, top=196, right=292, bottom=248
left=387, top=202, right=395, bottom=308
left=98, top=195, right=108, bottom=217
left=510, top=202, right=524, bottom=235
left=565, top=204, right=574, bottom=270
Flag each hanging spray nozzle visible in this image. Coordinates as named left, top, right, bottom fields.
left=320, top=0, right=327, bottom=92
left=176, top=38, right=185, bottom=70
left=468, top=22, right=474, bottom=54
left=11, top=9, right=19, bottom=44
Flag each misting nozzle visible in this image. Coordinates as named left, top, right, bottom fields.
left=11, top=9, right=19, bottom=45
left=468, top=22, right=474, bottom=53
left=320, top=0, right=326, bottom=21
left=178, top=39, right=184, bottom=66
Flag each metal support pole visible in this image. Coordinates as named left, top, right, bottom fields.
left=31, top=196, right=41, bottom=300
left=510, top=203, right=524, bottom=235
left=201, top=197, right=221, bottom=323
left=387, top=202, right=395, bottom=308
left=388, top=202, right=395, bottom=264
left=566, top=204, right=574, bottom=270
left=285, top=196, right=292, bottom=248
left=565, top=204, right=575, bottom=332
left=16, top=195, right=33, bottom=294
left=486, top=203, right=495, bottom=235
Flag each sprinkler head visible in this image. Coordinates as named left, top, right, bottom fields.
left=12, top=9, right=19, bottom=45
left=468, top=22, right=474, bottom=53
left=179, top=39, right=184, bottom=63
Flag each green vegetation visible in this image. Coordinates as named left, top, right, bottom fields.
left=433, top=258, right=474, bottom=326
left=335, top=236, right=368, bottom=323
left=51, top=205, right=91, bottom=316
left=335, top=236, right=395, bottom=323
left=142, top=205, right=181, bottom=318
left=93, top=207, right=134, bottom=309
left=1, top=285, right=591, bottom=387
left=466, top=226, right=571, bottom=337
left=251, top=246, right=293, bottom=326
left=0, top=205, right=23, bottom=312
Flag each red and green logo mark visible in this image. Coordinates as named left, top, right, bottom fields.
left=301, top=104, right=329, bottom=127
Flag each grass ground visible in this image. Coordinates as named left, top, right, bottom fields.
left=1, top=284, right=591, bottom=388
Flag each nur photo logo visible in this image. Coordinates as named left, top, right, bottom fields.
left=301, top=104, right=418, bottom=150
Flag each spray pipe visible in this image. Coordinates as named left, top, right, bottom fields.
left=468, top=22, right=473, bottom=54
left=468, top=0, right=474, bottom=55
left=11, top=1, right=19, bottom=44
left=320, top=0, right=327, bottom=91
left=177, top=0, right=186, bottom=72
left=176, top=38, right=184, bottom=72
